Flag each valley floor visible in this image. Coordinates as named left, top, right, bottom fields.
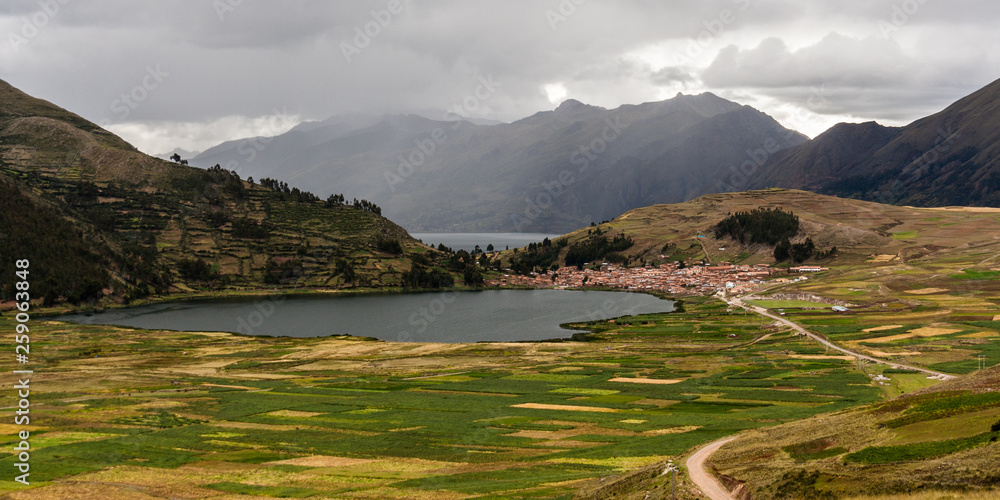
left=2, top=239, right=1000, bottom=499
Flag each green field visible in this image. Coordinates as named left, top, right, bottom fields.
left=0, top=296, right=893, bottom=498
left=747, top=299, right=833, bottom=309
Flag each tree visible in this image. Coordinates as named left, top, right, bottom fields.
left=404, top=263, right=454, bottom=288
left=178, top=258, right=217, bottom=281
left=790, top=238, right=816, bottom=263
left=374, top=236, right=403, bottom=255
left=463, top=265, right=484, bottom=287
left=486, top=243, right=494, bottom=252
left=451, top=250, right=472, bottom=271
left=774, top=239, right=791, bottom=262
left=334, top=258, right=355, bottom=283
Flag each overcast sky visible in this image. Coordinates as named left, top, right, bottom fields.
left=2, top=0, right=998, bottom=155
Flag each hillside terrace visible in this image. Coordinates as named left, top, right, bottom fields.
left=488, top=262, right=781, bottom=296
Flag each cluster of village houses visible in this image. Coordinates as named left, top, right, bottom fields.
left=488, top=261, right=829, bottom=296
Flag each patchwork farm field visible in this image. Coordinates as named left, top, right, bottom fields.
left=1, top=296, right=897, bottom=499
left=3, top=191, right=1000, bottom=498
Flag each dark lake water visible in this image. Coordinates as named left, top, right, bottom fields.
left=410, top=233, right=562, bottom=252
left=54, top=290, right=673, bottom=343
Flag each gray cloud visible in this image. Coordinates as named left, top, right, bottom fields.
left=1, top=0, right=998, bottom=152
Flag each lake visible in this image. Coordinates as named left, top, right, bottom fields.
left=54, top=290, right=673, bottom=343
left=410, top=232, right=562, bottom=252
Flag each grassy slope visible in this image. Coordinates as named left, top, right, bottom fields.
left=0, top=78, right=437, bottom=303
left=498, top=188, right=1000, bottom=268
left=561, top=191, right=1000, bottom=499
left=709, top=366, right=1000, bottom=499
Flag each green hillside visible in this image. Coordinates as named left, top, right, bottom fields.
left=499, top=188, right=1000, bottom=272
left=710, top=366, right=1000, bottom=498
left=0, top=78, right=449, bottom=305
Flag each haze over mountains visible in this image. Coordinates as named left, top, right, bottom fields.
left=193, top=93, right=808, bottom=233
left=194, top=77, right=1000, bottom=233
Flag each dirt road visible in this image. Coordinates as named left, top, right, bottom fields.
left=683, top=296, right=956, bottom=498
left=687, top=436, right=738, bottom=500
left=727, top=297, right=955, bottom=380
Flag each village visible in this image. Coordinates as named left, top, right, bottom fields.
left=488, top=261, right=829, bottom=296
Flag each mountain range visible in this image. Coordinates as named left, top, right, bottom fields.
left=5, top=74, right=1000, bottom=304
left=193, top=93, right=809, bottom=233
left=750, top=76, right=1000, bottom=206
left=194, top=77, right=1000, bottom=232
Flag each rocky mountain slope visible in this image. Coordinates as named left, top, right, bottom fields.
left=193, top=93, right=808, bottom=232
left=751, top=77, right=1000, bottom=207
left=0, top=79, right=436, bottom=306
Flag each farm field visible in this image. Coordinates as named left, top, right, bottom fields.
left=4, top=234, right=1000, bottom=498
left=1, top=296, right=900, bottom=499
left=746, top=299, right=833, bottom=309
left=709, top=366, right=1000, bottom=499
left=2, top=188, right=999, bottom=498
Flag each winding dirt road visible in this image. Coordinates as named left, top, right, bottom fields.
left=686, top=296, right=957, bottom=499
left=687, top=436, right=738, bottom=500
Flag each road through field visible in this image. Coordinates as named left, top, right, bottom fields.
left=687, top=436, right=739, bottom=500
left=686, top=296, right=956, bottom=499
left=727, top=297, right=956, bottom=380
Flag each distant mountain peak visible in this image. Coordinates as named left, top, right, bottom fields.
left=191, top=89, right=806, bottom=232
left=555, top=98, right=585, bottom=110
left=554, top=98, right=605, bottom=113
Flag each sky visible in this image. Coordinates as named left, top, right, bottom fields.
left=2, top=0, right=998, bottom=155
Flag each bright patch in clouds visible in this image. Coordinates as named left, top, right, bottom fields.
left=543, top=83, right=568, bottom=105
left=107, top=112, right=301, bottom=156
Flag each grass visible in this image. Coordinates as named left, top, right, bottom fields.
left=845, top=432, right=999, bottom=464
left=749, top=299, right=833, bottom=308
left=7, top=191, right=1000, bottom=497
left=951, top=269, right=1000, bottom=280
left=0, top=296, right=893, bottom=498
left=205, top=482, right=322, bottom=498
left=782, top=438, right=847, bottom=461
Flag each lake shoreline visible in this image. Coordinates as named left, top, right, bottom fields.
left=50, top=288, right=678, bottom=343
left=35, top=284, right=680, bottom=318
